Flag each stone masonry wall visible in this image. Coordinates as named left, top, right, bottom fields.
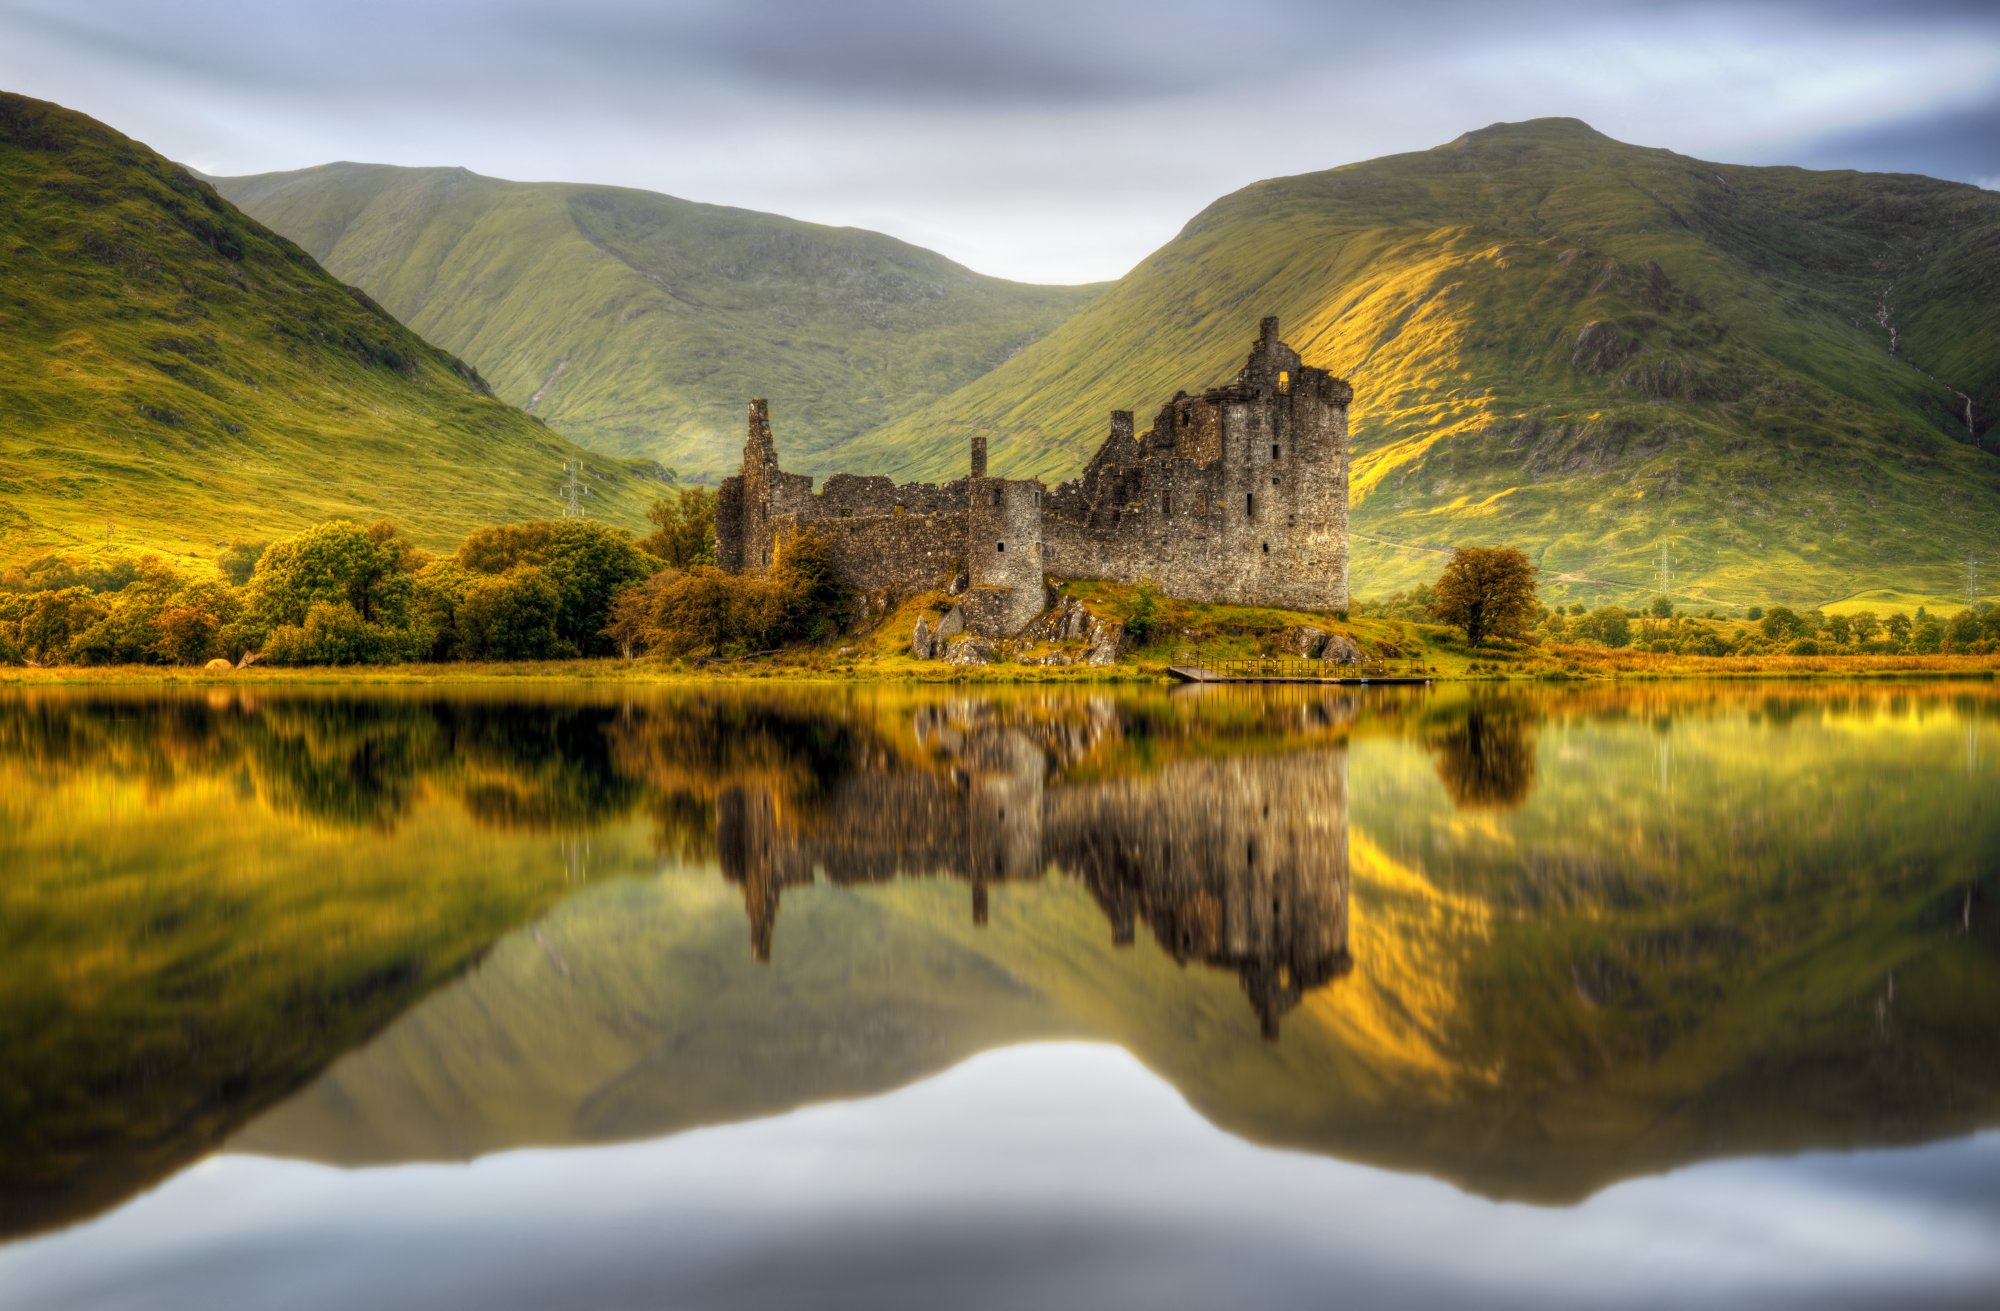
left=713, top=316, right=1354, bottom=624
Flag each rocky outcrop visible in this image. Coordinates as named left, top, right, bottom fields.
left=910, top=616, right=937, bottom=660
left=943, top=636, right=998, bottom=667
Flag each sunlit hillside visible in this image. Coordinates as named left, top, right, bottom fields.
left=0, top=93, right=661, bottom=572
left=833, top=120, right=2000, bottom=608
left=213, top=163, right=1100, bottom=477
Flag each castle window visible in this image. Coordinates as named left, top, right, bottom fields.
left=1277, top=370, right=1290, bottom=395
left=1245, top=493, right=1254, bottom=517
left=991, top=488, right=1003, bottom=506
left=1272, top=477, right=1280, bottom=487
left=1272, top=443, right=1280, bottom=459
left=1262, top=542, right=1270, bottom=554
left=1163, top=492, right=1171, bottom=515
left=996, top=541, right=1005, bottom=552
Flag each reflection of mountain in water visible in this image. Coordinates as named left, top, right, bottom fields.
left=722, top=701, right=1352, bottom=1036
left=6, top=682, right=2000, bottom=1241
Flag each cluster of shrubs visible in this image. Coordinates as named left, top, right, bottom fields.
left=1365, top=582, right=1998, bottom=657
left=0, top=487, right=852, bottom=667
left=1537, top=599, right=2000, bottom=656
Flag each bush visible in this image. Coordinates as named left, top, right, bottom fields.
left=263, top=601, right=395, bottom=666
left=1760, top=606, right=1810, bottom=641
left=1785, top=637, right=1820, bottom=656
left=457, top=567, right=566, bottom=661
left=1573, top=605, right=1632, bottom=648
left=1125, top=579, right=1163, bottom=647
left=217, top=541, right=269, bottom=587
left=457, top=520, right=654, bottom=657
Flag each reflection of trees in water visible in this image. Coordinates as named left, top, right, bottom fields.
left=1429, top=699, right=1538, bottom=810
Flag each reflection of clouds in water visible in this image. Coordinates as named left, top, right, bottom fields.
left=4, top=1045, right=1996, bottom=1311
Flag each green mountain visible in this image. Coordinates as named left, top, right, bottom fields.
left=0, top=93, right=658, bottom=572
left=833, top=119, right=2000, bottom=608
left=211, top=163, right=1100, bottom=478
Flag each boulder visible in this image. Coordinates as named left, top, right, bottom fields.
left=1085, top=619, right=1128, bottom=666
left=911, top=616, right=937, bottom=660
left=937, top=605, right=966, bottom=639
left=943, top=635, right=998, bottom=667
left=947, top=571, right=968, bottom=596
left=203, top=657, right=233, bottom=672
left=1278, top=625, right=1328, bottom=657
left=1323, top=634, right=1367, bottom=666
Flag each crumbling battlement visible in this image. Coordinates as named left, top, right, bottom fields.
left=714, top=316, right=1353, bottom=633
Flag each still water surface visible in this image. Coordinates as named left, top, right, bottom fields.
left=1, top=681, right=1996, bottom=1309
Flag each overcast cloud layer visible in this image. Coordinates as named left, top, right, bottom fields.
left=2, top=0, right=1997, bottom=283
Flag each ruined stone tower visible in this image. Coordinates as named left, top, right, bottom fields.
left=1043, top=316, right=1352, bottom=612
left=964, top=435, right=1047, bottom=636
left=712, top=316, right=1353, bottom=625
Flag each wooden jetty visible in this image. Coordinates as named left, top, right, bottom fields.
left=1167, top=651, right=1432, bottom=686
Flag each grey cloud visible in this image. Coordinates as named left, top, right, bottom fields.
left=1785, top=93, right=2000, bottom=184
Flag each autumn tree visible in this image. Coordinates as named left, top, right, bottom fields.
left=640, top=487, right=718, bottom=570
left=1428, top=547, right=1539, bottom=646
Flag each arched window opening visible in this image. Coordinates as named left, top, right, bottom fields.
left=1245, top=492, right=1254, bottom=517
left=1277, top=370, right=1291, bottom=395
left=1271, top=443, right=1280, bottom=459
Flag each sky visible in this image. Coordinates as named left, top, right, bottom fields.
left=2, top=0, right=1997, bottom=284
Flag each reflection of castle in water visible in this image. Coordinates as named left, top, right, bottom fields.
left=718, top=702, right=1353, bottom=1036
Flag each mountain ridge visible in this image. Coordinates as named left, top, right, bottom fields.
left=0, top=92, right=659, bottom=569
left=212, top=161, right=1101, bottom=477
left=829, top=118, right=2000, bottom=605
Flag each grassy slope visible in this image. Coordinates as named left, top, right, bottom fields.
left=212, top=163, right=1100, bottom=478
left=834, top=119, right=2000, bottom=609
left=0, top=93, right=658, bottom=573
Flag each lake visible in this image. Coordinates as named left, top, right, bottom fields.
left=1, top=680, right=1996, bottom=1310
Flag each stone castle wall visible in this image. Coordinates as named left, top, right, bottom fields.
left=713, top=316, right=1353, bottom=629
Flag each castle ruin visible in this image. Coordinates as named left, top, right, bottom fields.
left=715, top=317, right=1353, bottom=634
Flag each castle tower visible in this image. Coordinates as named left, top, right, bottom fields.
left=965, top=435, right=1047, bottom=636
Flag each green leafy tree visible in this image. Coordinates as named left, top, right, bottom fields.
left=13, top=588, right=108, bottom=664
left=408, top=560, right=477, bottom=661
left=1825, top=614, right=1853, bottom=646
left=640, top=487, right=718, bottom=570
left=1885, top=613, right=1913, bottom=647
left=262, top=601, right=389, bottom=666
left=1759, top=606, right=1810, bottom=641
left=1648, top=595, right=1673, bottom=619
left=247, top=520, right=416, bottom=632
left=457, top=567, right=565, bottom=661
left=456, top=520, right=653, bottom=657
left=216, top=541, right=269, bottom=587
left=1746, top=606, right=1765, bottom=621
left=1575, top=605, right=1632, bottom=648
left=1946, top=610, right=1980, bottom=651
left=1909, top=615, right=1946, bottom=654
left=1428, top=547, right=1539, bottom=646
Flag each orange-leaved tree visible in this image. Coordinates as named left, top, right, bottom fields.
left=1429, top=547, right=1539, bottom=647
